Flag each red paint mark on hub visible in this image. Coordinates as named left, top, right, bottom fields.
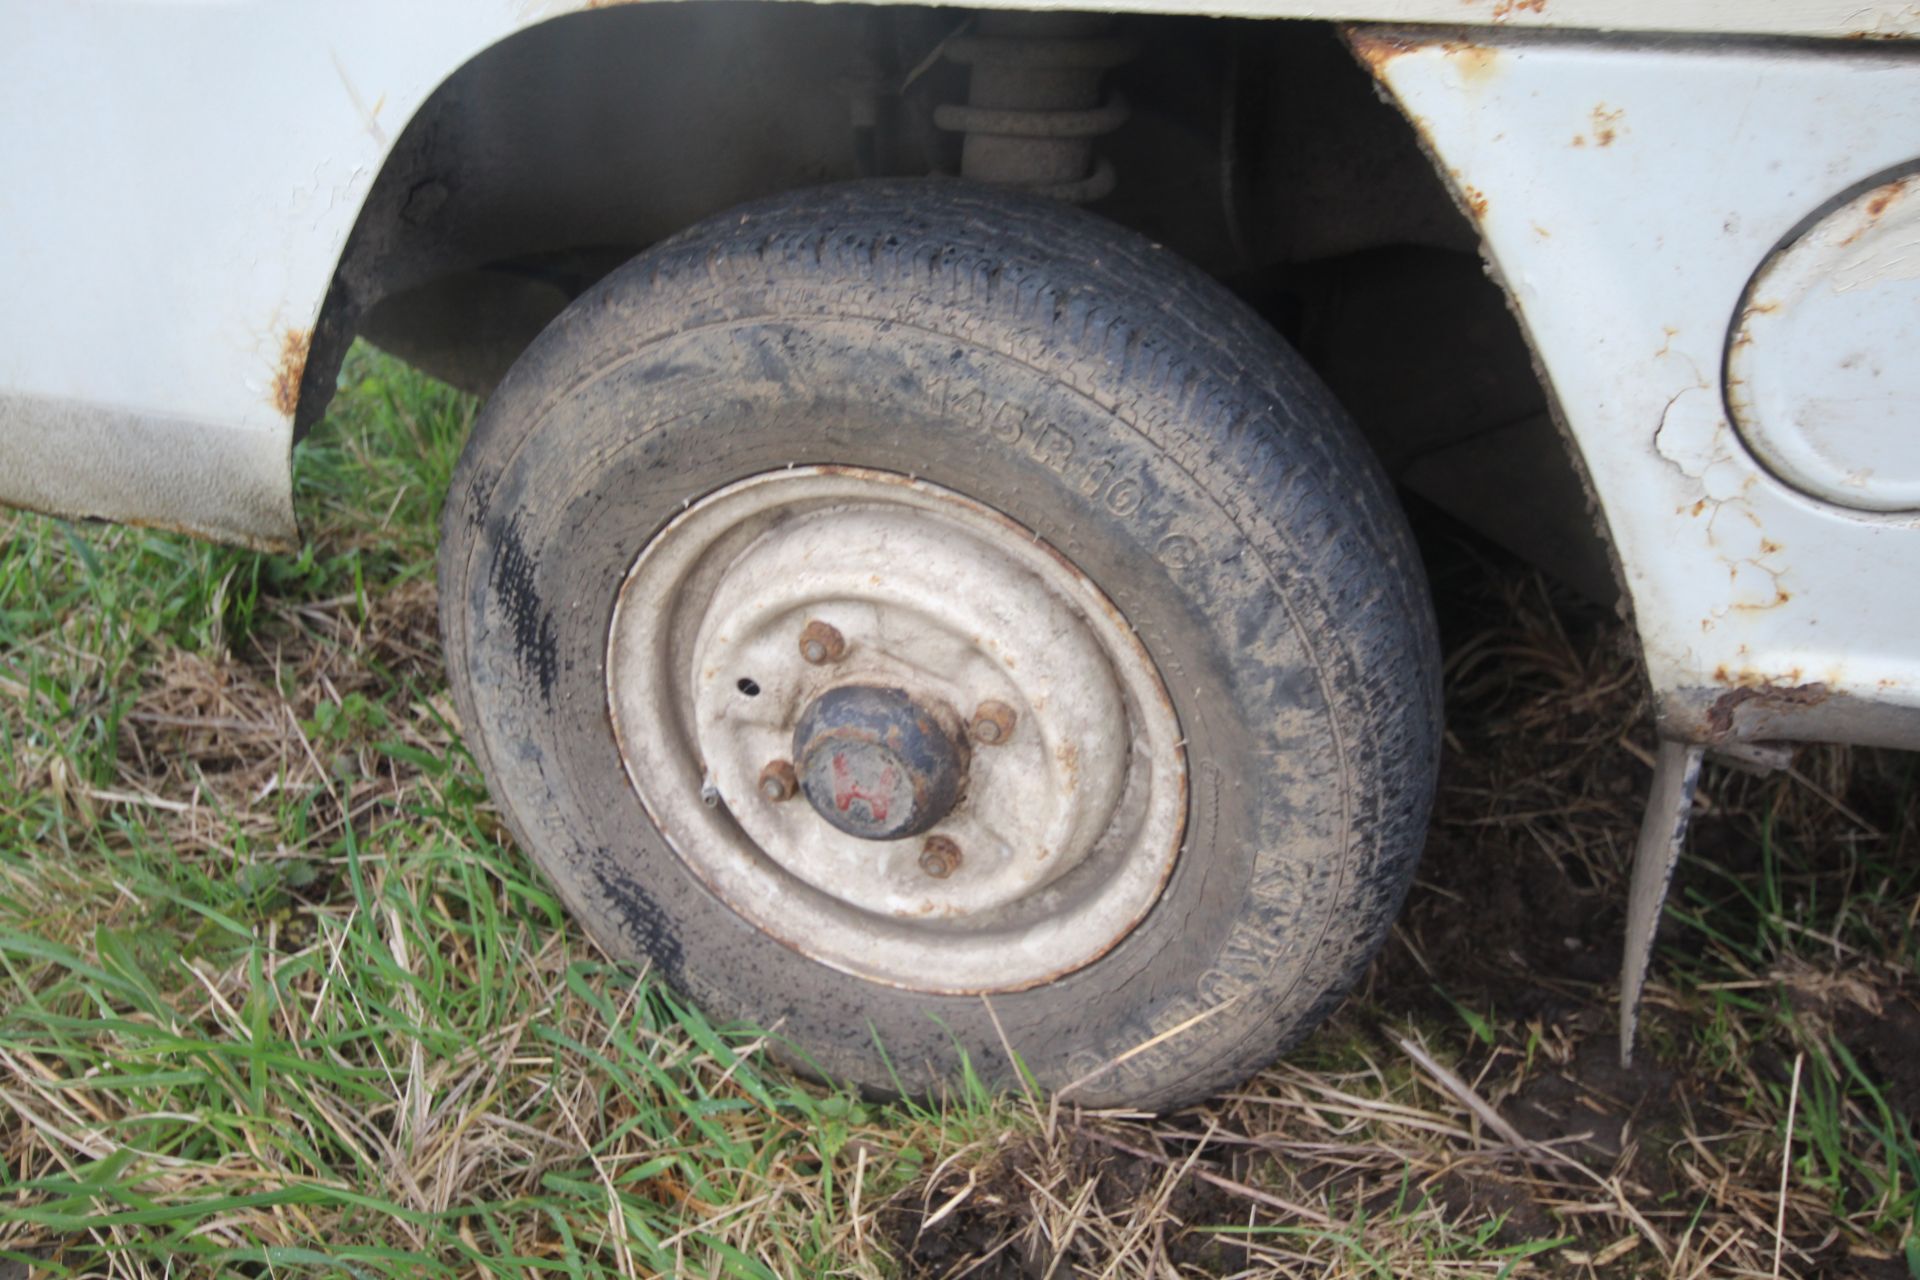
left=832, top=752, right=897, bottom=824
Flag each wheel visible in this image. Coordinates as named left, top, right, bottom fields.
left=439, top=179, right=1440, bottom=1110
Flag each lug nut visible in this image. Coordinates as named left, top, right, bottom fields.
left=970, top=700, right=1017, bottom=746
left=919, top=835, right=962, bottom=879
left=798, top=620, right=847, bottom=665
left=759, top=759, right=799, bottom=803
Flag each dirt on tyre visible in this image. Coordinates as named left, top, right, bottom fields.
left=438, top=179, right=1441, bottom=1111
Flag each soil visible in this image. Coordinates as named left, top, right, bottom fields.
left=1839, top=988, right=1920, bottom=1121
left=880, top=1133, right=1257, bottom=1279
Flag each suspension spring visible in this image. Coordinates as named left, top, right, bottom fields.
left=933, top=14, right=1135, bottom=203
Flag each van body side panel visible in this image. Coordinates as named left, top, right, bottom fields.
left=1360, top=32, right=1920, bottom=747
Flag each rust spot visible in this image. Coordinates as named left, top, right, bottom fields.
left=1865, top=182, right=1908, bottom=219
left=1715, top=665, right=1804, bottom=689
left=1705, top=681, right=1830, bottom=740
left=271, top=328, right=310, bottom=419
left=1445, top=44, right=1501, bottom=87
left=1348, top=30, right=1430, bottom=72
left=1055, top=740, right=1081, bottom=792
left=1748, top=299, right=1782, bottom=315
left=1490, top=0, right=1548, bottom=20
left=1590, top=103, right=1624, bottom=147
left=1571, top=134, right=1587, bottom=148
left=1347, top=30, right=1498, bottom=81
left=1531, top=223, right=1551, bottom=239
left=1462, top=185, right=1490, bottom=219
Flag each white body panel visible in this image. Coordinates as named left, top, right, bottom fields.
left=1361, top=32, right=1920, bottom=742
left=2, top=2, right=1918, bottom=743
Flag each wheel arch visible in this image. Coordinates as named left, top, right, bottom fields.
left=294, top=2, right=893, bottom=439
left=298, top=4, right=1618, bottom=612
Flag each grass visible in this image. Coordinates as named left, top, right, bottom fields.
left=0, top=345, right=1915, bottom=1276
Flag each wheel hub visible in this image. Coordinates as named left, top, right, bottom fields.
left=605, top=467, right=1186, bottom=993
left=794, top=685, right=968, bottom=840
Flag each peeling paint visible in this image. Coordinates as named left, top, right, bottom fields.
left=1705, top=680, right=1831, bottom=739
left=1833, top=201, right=1920, bottom=290
left=1650, top=386, right=1789, bottom=612
left=270, top=328, right=311, bottom=419
left=1652, top=384, right=1721, bottom=478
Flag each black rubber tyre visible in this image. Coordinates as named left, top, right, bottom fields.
left=439, top=180, right=1440, bottom=1111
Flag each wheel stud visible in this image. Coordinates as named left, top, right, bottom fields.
left=919, top=835, right=962, bottom=879
left=970, top=700, right=1017, bottom=746
left=759, top=759, right=799, bottom=803
left=798, top=620, right=847, bottom=665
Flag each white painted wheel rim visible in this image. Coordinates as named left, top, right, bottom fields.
left=606, top=467, right=1186, bottom=992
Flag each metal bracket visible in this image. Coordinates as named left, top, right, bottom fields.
left=1619, top=739, right=1705, bottom=1068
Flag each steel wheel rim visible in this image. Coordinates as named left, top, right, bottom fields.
left=606, top=466, right=1186, bottom=992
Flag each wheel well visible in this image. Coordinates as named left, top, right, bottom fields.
left=301, top=1, right=1613, bottom=600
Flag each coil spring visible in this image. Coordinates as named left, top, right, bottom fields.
left=933, top=18, right=1135, bottom=203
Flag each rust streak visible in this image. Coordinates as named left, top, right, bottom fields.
left=271, top=328, right=311, bottom=419
left=1730, top=589, right=1792, bottom=612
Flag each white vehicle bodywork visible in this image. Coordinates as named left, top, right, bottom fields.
left=1359, top=31, right=1920, bottom=747
left=2, top=0, right=1917, bottom=751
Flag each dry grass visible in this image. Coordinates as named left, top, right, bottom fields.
left=0, top=350, right=1914, bottom=1277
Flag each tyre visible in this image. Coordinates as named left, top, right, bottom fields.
left=438, top=179, right=1440, bottom=1110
